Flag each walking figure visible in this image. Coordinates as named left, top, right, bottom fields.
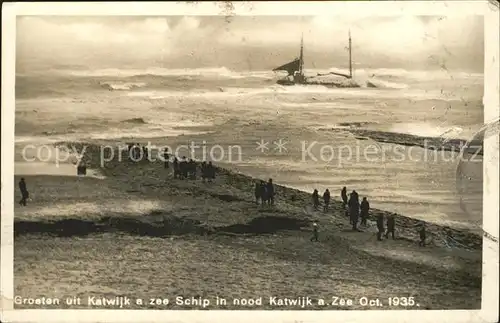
left=376, top=214, right=384, bottom=241
left=201, top=161, right=207, bottom=182
left=163, top=148, right=170, bottom=169
left=323, top=189, right=330, bottom=212
left=360, top=197, right=370, bottom=226
left=385, top=214, right=395, bottom=239
left=254, top=181, right=261, bottom=205
left=207, top=161, right=216, bottom=183
left=310, top=221, right=319, bottom=242
left=348, top=190, right=360, bottom=231
left=341, top=186, right=348, bottom=208
left=173, top=157, right=180, bottom=179
left=260, top=181, right=268, bottom=206
left=418, top=224, right=426, bottom=247
left=266, top=179, right=275, bottom=206
left=19, top=178, right=29, bottom=206
left=312, top=189, right=320, bottom=210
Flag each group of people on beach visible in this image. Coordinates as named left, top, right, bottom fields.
left=125, top=144, right=217, bottom=182
left=254, top=179, right=275, bottom=206
left=127, top=143, right=146, bottom=160
left=308, top=186, right=427, bottom=246
left=171, top=157, right=216, bottom=182
left=309, top=186, right=374, bottom=232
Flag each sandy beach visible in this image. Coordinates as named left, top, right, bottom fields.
left=11, top=14, right=489, bottom=313
left=13, top=142, right=482, bottom=310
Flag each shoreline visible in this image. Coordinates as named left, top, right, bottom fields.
left=15, top=141, right=482, bottom=250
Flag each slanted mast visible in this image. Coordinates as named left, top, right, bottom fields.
left=273, top=31, right=354, bottom=85
left=299, top=33, right=304, bottom=76
left=272, top=34, right=304, bottom=78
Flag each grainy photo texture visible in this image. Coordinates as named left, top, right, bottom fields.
left=1, top=1, right=499, bottom=322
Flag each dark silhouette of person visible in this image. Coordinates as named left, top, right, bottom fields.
left=341, top=186, right=348, bottom=208
left=207, top=161, right=215, bottom=182
left=163, top=148, right=170, bottom=169
left=185, top=159, right=191, bottom=179
left=173, top=157, right=180, bottom=179
left=180, top=157, right=188, bottom=179
left=323, top=189, right=331, bottom=212
left=385, top=215, right=395, bottom=239
left=77, top=161, right=87, bottom=176
left=260, top=181, right=268, bottom=205
left=376, top=214, right=384, bottom=241
left=266, top=179, right=275, bottom=206
left=418, top=224, right=426, bottom=247
left=360, top=197, right=370, bottom=226
left=348, top=190, right=360, bottom=231
left=134, top=143, right=141, bottom=161
left=254, top=181, right=261, bottom=205
left=128, top=144, right=135, bottom=161
left=19, top=178, right=29, bottom=206
left=312, top=189, right=320, bottom=210
left=142, top=145, right=149, bottom=160
left=188, top=159, right=197, bottom=179
left=201, top=161, right=207, bottom=182
left=310, top=221, right=319, bottom=242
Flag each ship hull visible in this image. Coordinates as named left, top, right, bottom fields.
left=275, top=80, right=361, bottom=88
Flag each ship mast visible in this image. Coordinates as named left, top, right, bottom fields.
left=348, top=29, right=352, bottom=79
left=299, top=33, right=304, bottom=76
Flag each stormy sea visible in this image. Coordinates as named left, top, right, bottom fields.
left=15, top=66, right=484, bottom=230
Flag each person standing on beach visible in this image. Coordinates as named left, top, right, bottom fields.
left=207, top=162, right=216, bottom=183
left=260, top=181, right=268, bottom=206
left=376, top=214, right=384, bottom=241
left=348, top=190, right=360, bottom=231
left=180, top=157, right=188, bottom=179
left=323, top=189, right=331, bottom=212
left=173, top=157, right=180, bottom=179
left=385, top=214, right=395, bottom=239
left=266, top=179, right=275, bottom=206
left=201, top=161, right=207, bottom=182
left=19, top=178, right=29, bottom=206
left=312, top=189, right=320, bottom=210
left=418, top=224, right=426, bottom=247
left=310, top=221, right=319, bottom=242
left=189, top=159, right=197, bottom=179
left=360, top=197, right=370, bottom=226
left=163, top=148, right=170, bottom=169
left=135, top=143, right=141, bottom=161
left=341, top=187, right=348, bottom=207
left=254, top=181, right=261, bottom=205
left=341, top=187, right=349, bottom=217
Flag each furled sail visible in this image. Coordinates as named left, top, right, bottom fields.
left=273, top=58, right=301, bottom=76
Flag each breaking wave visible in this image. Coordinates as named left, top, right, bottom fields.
left=54, top=67, right=275, bottom=80
left=99, top=81, right=147, bottom=91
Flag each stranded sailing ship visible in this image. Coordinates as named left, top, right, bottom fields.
left=273, top=31, right=360, bottom=88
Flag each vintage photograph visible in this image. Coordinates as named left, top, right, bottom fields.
left=3, top=2, right=498, bottom=318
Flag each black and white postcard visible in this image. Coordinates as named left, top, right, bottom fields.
left=1, top=1, right=499, bottom=323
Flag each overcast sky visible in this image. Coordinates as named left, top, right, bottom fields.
left=16, top=15, right=484, bottom=72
